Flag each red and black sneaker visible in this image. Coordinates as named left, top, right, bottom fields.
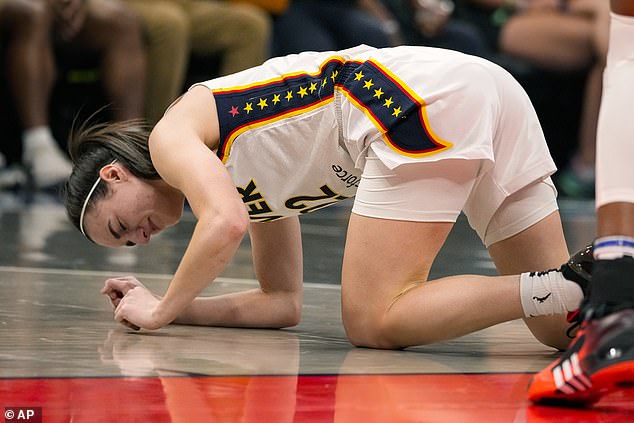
left=561, top=244, right=593, bottom=296
left=528, top=308, right=634, bottom=406
left=561, top=245, right=593, bottom=338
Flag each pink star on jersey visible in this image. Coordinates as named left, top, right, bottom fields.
left=229, top=106, right=240, bottom=117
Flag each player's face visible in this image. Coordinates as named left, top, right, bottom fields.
left=83, top=167, right=185, bottom=248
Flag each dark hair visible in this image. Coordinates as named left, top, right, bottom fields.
left=63, top=119, right=160, bottom=235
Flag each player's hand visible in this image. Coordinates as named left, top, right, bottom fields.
left=114, top=287, right=168, bottom=331
left=101, top=276, right=151, bottom=308
left=102, top=276, right=157, bottom=330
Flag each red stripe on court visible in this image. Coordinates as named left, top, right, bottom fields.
left=1, top=373, right=632, bottom=422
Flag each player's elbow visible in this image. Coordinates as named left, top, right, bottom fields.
left=276, top=309, right=302, bottom=328
left=268, top=290, right=303, bottom=328
left=219, top=205, right=249, bottom=243
left=227, top=216, right=249, bottom=243
left=284, top=297, right=303, bottom=327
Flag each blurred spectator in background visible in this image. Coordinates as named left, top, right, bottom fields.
left=379, top=0, right=490, bottom=56
left=272, top=0, right=394, bottom=55
left=460, top=0, right=611, bottom=198
left=272, top=0, right=488, bottom=59
left=124, top=0, right=272, bottom=124
left=0, top=0, right=146, bottom=189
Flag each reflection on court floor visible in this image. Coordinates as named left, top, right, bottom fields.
left=1, top=192, right=631, bottom=420
left=3, top=374, right=633, bottom=422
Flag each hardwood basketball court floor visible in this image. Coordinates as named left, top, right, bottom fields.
left=0, top=192, right=632, bottom=422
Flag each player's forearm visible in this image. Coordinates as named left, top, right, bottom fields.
left=155, top=212, right=248, bottom=325
left=173, top=288, right=303, bottom=328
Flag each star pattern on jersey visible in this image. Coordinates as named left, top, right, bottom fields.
left=225, top=75, right=332, bottom=118
left=223, top=65, right=405, bottom=122
left=349, top=74, right=404, bottom=121
left=213, top=58, right=449, bottom=163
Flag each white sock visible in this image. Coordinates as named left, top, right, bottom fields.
left=519, top=269, right=584, bottom=317
left=594, top=236, right=634, bottom=260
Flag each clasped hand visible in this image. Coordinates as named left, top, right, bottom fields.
left=101, top=276, right=167, bottom=331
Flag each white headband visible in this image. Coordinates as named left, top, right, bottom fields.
left=79, top=160, right=117, bottom=237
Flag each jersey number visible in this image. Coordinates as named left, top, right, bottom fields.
left=285, top=184, right=349, bottom=214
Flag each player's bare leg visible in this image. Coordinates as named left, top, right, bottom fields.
left=340, top=212, right=584, bottom=350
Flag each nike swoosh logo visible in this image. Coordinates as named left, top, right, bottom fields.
left=533, top=292, right=552, bottom=303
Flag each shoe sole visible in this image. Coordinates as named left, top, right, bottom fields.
left=532, top=361, right=634, bottom=406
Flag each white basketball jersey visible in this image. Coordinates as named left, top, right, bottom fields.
left=193, top=45, right=542, bottom=221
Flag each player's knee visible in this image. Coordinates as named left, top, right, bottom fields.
left=345, top=324, right=403, bottom=350
left=342, top=308, right=402, bottom=350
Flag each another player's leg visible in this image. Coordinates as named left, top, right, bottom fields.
left=528, top=1, right=634, bottom=405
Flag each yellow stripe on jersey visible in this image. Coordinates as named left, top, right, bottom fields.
left=212, top=57, right=346, bottom=163
left=212, top=56, right=452, bottom=163
left=338, top=59, right=452, bottom=158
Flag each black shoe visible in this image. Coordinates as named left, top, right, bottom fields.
left=560, top=245, right=593, bottom=338
left=561, top=244, right=593, bottom=295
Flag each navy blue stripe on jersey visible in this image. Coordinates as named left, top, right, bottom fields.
left=212, top=57, right=450, bottom=162
left=212, top=58, right=347, bottom=162
left=337, top=59, right=450, bottom=156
